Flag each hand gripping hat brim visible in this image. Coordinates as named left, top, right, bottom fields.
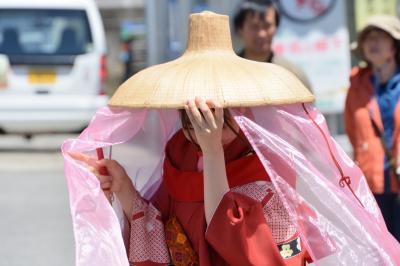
left=109, top=11, right=314, bottom=109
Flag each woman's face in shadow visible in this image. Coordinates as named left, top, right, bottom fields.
left=362, top=28, right=397, bottom=66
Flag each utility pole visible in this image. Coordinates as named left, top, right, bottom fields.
left=145, top=0, right=242, bottom=65
left=145, top=0, right=169, bottom=66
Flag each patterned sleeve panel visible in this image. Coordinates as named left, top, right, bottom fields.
left=128, top=196, right=170, bottom=266
left=205, top=190, right=286, bottom=265
left=231, top=181, right=311, bottom=264
left=231, top=181, right=297, bottom=243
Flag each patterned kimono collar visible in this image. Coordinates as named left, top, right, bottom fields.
left=163, top=129, right=270, bottom=202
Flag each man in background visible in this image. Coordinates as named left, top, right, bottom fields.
left=233, top=0, right=312, bottom=91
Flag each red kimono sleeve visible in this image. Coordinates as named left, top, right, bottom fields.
left=205, top=191, right=286, bottom=266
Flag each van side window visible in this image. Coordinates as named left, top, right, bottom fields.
left=0, top=9, right=93, bottom=56
left=0, top=28, right=23, bottom=54
left=56, top=27, right=84, bottom=55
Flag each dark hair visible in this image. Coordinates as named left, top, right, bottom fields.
left=233, top=0, right=280, bottom=33
left=395, top=41, right=400, bottom=64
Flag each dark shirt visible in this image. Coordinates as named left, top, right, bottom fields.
left=371, top=70, right=400, bottom=192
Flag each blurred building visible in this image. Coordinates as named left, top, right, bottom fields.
left=96, top=0, right=242, bottom=91
left=95, top=0, right=145, bottom=89
left=145, top=0, right=241, bottom=66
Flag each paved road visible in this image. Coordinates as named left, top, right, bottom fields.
left=0, top=135, right=75, bottom=266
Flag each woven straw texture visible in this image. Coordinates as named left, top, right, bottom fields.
left=109, top=11, right=314, bottom=108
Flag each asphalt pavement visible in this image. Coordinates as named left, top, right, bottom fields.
left=0, top=135, right=75, bottom=266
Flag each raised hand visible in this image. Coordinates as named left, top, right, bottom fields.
left=184, top=97, right=224, bottom=154
left=69, top=152, right=132, bottom=194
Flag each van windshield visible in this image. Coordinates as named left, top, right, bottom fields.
left=0, top=9, right=93, bottom=56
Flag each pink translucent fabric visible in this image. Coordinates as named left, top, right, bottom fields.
left=62, top=104, right=400, bottom=266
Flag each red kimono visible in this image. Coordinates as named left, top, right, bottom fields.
left=127, top=130, right=312, bottom=266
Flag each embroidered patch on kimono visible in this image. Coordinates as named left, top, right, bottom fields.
left=278, top=237, right=302, bottom=259
left=165, top=215, right=199, bottom=266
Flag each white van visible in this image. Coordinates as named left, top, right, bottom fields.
left=0, top=0, right=108, bottom=134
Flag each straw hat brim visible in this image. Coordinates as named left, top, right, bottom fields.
left=109, top=51, right=314, bottom=109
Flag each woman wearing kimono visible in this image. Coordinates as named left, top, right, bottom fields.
left=66, top=11, right=400, bottom=266
left=73, top=98, right=312, bottom=265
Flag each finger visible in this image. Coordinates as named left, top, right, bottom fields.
left=188, top=100, right=205, bottom=129
left=97, top=159, right=118, bottom=169
left=198, top=98, right=217, bottom=130
left=87, top=166, right=96, bottom=173
left=207, top=99, right=224, bottom=125
left=184, top=103, right=202, bottom=131
left=69, top=152, right=89, bottom=162
left=100, top=181, right=112, bottom=190
left=206, top=98, right=222, bottom=109
left=96, top=159, right=108, bottom=167
left=94, top=160, right=109, bottom=176
left=97, top=174, right=112, bottom=184
left=69, top=152, right=97, bottom=167
left=215, top=108, right=224, bottom=126
left=98, top=159, right=122, bottom=175
left=88, top=163, right=105, bottom=176
left=90, top=167, right=112, bottom=183
left=89, top=170, right=111, bottom=189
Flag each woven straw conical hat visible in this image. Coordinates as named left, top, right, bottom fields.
left=109, top=11, right=314, bottom=108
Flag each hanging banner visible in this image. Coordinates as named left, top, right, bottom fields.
left=273, top=0, right=350, bottom=114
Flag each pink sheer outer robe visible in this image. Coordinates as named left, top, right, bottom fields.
left=61, top=104, right=400, bottom=266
